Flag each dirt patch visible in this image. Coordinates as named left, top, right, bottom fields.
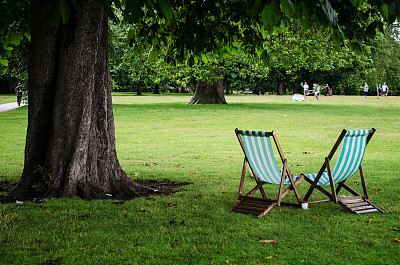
left=137, top=180, right=190, bottom=196
left=0, top=181, right=13, bottom=193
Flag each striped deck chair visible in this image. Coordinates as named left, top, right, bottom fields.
left=301, top=128, right=384, bottom=215
left=230, top=129, right=303, bottom=218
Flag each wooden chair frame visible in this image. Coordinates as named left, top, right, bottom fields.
left=301, top=128, right=383, bottom=214
left=230, top=128, right=303, bottom=218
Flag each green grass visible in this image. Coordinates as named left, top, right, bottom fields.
left=0, top=94, right=17, bottom=105
left=1, top=94, right=399, bottom=264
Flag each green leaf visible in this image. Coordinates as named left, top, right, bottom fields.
left=380, top=4, right=389, bottom=20
left=45, top=0, right=61, bottom=26
left=261, top=1, right=281, bottom=27
left=59, top=0, right=71, bottom=24
left=0, top=58, right=9, bottom=67
left=280, top=0, right=295, bottom=18
left=124, top=0, right=144, bottom=24
left=159, top=0, right=172, bottom=22
left=201, top=53, right=208, bottom=63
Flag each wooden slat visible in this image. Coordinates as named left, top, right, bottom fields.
left=350, top=205, right=375, bottom=211
left=231, top=197, right=277, bottom=217
left=345, top=202, right=370, bottom=207
left=338, top=198, right=384, bottom=215
left=338, top=196, right=365, bottom=202
left=232, top=208, right=261, bottom=215
left=236, top=203, right=268, bottom=210
left=356, top=208, right=379, bottom=214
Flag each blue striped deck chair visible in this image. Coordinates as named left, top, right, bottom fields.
left=230, top=129, right=303, bottom=218
left=301, top=128, right=383, bottom=215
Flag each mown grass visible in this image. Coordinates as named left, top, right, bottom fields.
left=1, top=94, right=399, bottom=264
left=0, top=94, right=17, bottom=105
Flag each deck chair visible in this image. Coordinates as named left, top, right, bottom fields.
left=301, top=128, right=384, bottom=215
left=230, top=129, right=303, bottom=218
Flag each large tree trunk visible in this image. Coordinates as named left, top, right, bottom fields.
left=6, top=0, right=151, bottom=200
left=186, top=79, right=227, bottom=104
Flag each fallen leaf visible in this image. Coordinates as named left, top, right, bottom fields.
left=373, top=189, right=381, bottom=193
left=390, top=238, right=400, bottom=242
left=367, top=219, right=373, bottom=225
left=354, top=182, right=359, bottom=185
left=313, top=216, right=317, bottom=220
left=258, top=239, right=278, bottom=244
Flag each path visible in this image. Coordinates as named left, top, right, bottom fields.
left=0, top=102, right=26, bottom=112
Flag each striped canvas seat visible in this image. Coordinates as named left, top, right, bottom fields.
left=303, top=129, right=370, bottom=186
left=230, top=129, right=303, bottom=218
left=238, top=130, right=301, bottom=185
left=301, top=128, right=383, bottom=215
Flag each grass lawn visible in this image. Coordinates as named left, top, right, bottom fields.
left=0, top=94, right=17, bottom=105
left=1, top=94, right=399, bottom=264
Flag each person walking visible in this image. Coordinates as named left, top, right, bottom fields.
left=324, top=84, right=332, bottom=96
left=382, top=82, right=389, bottom=98
left=377, top=84, right=382, bottom=99
left=314, top=83, right=320, bottom=101
left=363, top=82, right=368, bottom=99
left=15, top=83, right=23, bottom=106
left=303, top=82, right=309, bottom=98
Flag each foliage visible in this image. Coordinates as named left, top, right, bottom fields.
left=369, top=24, right=400, bottom=95
left=0, top=0, right=30, bottom=68
left=31, top=165, right=53, bottom=194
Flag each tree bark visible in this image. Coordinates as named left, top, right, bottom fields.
left=5, top=0, right=152, bottom=200
left=277, top=78, right=283, bottom=95
left=137, top=81, right=142, bottom=96
left=186, top=79, right=227, bottom=104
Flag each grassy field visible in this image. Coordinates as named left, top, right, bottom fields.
left=0, top=94, right=17, bottom=105
left=1, top=94, right=399, bottom=264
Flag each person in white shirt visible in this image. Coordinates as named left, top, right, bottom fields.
left=363, top=82, right=368, bottom=99
left=303, top=82, right=309, bottom=98
left=382, top=82, right=389, bottom=98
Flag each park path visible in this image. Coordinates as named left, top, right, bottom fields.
left=0, top=102, right=26, bottom=112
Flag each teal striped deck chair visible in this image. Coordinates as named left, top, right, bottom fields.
left=230, top=129, right=303, bottom=218
left=301, top=128, right=383, bottom=215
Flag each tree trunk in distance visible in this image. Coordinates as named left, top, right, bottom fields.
left=137, top=81, right=142, bottom=96
left=5, top=0, right=152, bottom=201
left=186, top=79, right=227, bottom=104
left=153, top=84, right=160, bottom=94
left=226, top=81, right=231, bottom=95
left=277, top=78, right=283, bottom=95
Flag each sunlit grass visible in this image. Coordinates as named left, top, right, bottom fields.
left=1, top=94, right=399, bottom=264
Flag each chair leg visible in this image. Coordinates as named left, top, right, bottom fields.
left=302, top=174, right=315, bottom=202
left=359, top=164, right=369, bottom=199
left=326, top=157, right=337, bottom=203
left=237, top=159, right=247, bottom=199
